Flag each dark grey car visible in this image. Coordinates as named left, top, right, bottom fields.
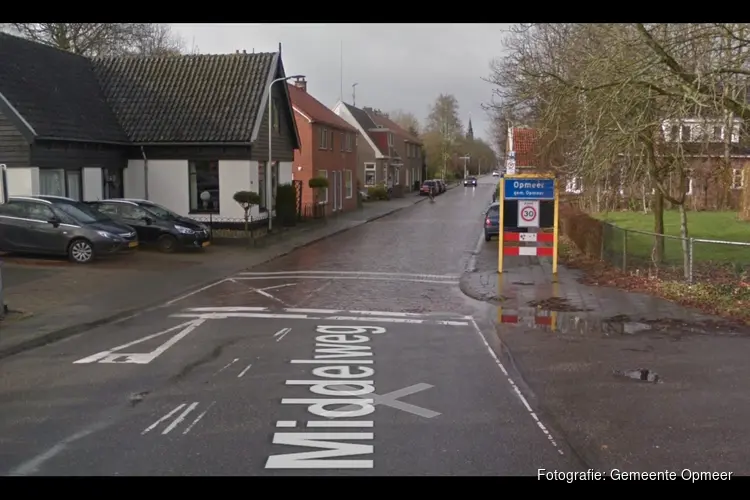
left=0, top=196, right=138, bottom=263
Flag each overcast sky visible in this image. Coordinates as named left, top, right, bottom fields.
left=171, top=24, right=509, bottom=143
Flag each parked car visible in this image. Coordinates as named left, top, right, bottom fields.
left=484, top=202, right=528, bottom=242
left=420, top=180, right=437, bottom=196
left=435, top=179, right=446, bottom=193
left=87, top=199, right=210, bottom=253
left=492, top=170, right=500, bottom=177
left=464, top=176, right=477, bottom=187
left=0, top=195, right=138, bottom=263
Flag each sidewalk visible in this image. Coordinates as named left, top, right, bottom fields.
left=0, top=195, right=426, bottom=359
left=461, top=253, right=750, bottom=473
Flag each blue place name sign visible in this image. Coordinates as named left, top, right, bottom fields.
left=504, top=178, right=555, bottom=200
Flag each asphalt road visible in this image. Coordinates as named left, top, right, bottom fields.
left=0, top=177, right=582, bottom=476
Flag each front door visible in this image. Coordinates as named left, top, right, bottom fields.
left=103, top=169, right=124, bottom=199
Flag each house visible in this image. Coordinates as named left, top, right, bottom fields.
left=505, top=126, right=540, bottom=174
left=367, top=110, right=424, bottom=192
left=0, top=33, right=300, bottom=223
left=288, top=78, right=358, bottom=217
left=333, top=101, right=423, bottom=197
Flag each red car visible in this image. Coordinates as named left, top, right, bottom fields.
left=420, top=180, right=437, bottom=196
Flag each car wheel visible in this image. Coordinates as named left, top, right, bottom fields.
left=157, top=234, right=178, bottom=253
left=68, top=238, right=95, bottom=264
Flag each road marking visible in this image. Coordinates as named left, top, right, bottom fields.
left=162, top=279, right=229, bottom=307
left=183, top=402, right=215, bottom=435
left=187, top=307, right=269, bottom=312
left=233, top=276, right=458, bottom=285
left=170, top=311, right=470, bottom=326
left=239, top=271, right=460, bottom=280
left=215, top=358, right=239, bottom=375
left=469, top=318, right=563, bottom=455
left=142, top=402, right=202, bottom=435
left=260, top=283, right=297, bottom=291
left=237, top=363, right=253, bottom=378
left=332, top=383, right=440, bottom=419
left=182, top=307, right=472, bottom=320
left=73, top=320, right=205, bottom=365
left=273, top=327, right=292, bottom=342
left=227, top=278, right=291, bottom=307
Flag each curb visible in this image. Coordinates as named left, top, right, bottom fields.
left=0, top=197, right=425, bottom=361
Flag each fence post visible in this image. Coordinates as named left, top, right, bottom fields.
left=622, top=228, right=628, bottom=272
left=688, top=237, right=694, bottom=284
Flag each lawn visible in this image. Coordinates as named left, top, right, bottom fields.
left=592, top=210, right=750, bottom=267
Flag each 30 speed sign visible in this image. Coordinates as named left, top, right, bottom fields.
left=517, top=200, right=540, bottom=228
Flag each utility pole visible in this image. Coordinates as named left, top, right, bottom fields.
left=352, top=83, right=358, bottom=106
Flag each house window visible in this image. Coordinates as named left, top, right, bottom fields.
left=681, top=125, right=691, bottom=142
left=388, top=133, right=394, bottom=147
left=317, top=170, right=328, bottom=203
left=272, top=98, right=280, bottom=133
left=713, top=126, right=723, bottom=141
left=669, top=125, right=680, bottom=142
left=393, top=168, right=399, bottom=185
left=39, top=169, right=82, bottom=200
left=345, top=170, right=353, bottom=198
left=319, top=127, right=329, bottom=149
left=329, top=130, right=334, bottom=150
left=732, top=168, right=744, bottom=190
left=364, top=162, right=376, bottom=186
left=345, top=133, right=353, bottom=152
left=189, top=160, right=219, bottom=213
left=340, top=132, right=345, bottom=151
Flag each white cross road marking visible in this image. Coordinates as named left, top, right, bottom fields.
left=273, top=327, right=292, bottom=342
left=227, top=278, right=291, bottom=307
left=332, top=383, right=440, bottom=419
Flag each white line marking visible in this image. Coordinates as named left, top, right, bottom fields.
left=469, top=318, right=563, bottom=455
left=162, top=402, right=199, bottom=435
left=170, top=312, right=470, bottom=326
left=260, top=283, right=297, bottom=291
left=74, top=320, right=205, bottom=365
left=216, top=358, right=239, bottom=375
left=163, top=279, right=228, bottom=307
left=276, top=421, right=297, bottom=428
left=187, top=307, right=269, bottom=312
left=329, top=383, right=440, bottom=419
left=307, top=421, right=373, bottom=428
left=292, top=280, right=332, bottom=308
left=228, top=278, right=291, bottom=307
left=232, top=276, right=458, bottom=285
left=142, top=404, right=186, bottom=435
left=172, top=312, right=309, bottom=320
left=239, top=271, right=460, bottom=279
left=183, top=402, right=215, bottom=435
left=237, top=363, right=253, bottom=378
left=273, top=327, right=292, bottom=342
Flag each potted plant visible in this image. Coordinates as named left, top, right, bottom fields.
left=233, top=190, right=261, bottom=245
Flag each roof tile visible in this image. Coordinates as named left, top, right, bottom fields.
left=288, top=84, right=356, bottom=132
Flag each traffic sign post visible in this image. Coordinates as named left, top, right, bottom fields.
left=497, top=173, right=559, bottom=279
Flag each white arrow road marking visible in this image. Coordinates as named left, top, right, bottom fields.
left=142, top=402, right=206, bottom=436
left=73, top=320, right=205, bottom=365
left=215, top=358, right=239, bottom=375
left=332, top=383, right=440, bottom=419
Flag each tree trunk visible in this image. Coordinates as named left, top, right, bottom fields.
left=678, top=203, right=690, bottom=280
left=741, top=164, right=750, bottom=221
left=652, top=189, right=665, bottom=263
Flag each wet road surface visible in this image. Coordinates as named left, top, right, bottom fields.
left=0, top=179, right=582, bottom=475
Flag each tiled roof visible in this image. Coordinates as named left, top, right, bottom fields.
left=0, top=32, right=129, bottom=143
left=369, top=112, right=422, bottom=144
left=341, top=102, right=386, bottom=156
left=92, top=52, right=276, bottom=143
left=288, top=84, right=357, bottom=132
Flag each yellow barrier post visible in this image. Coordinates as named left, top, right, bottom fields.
left=552, top=185, right=560, bottom=281
left=497, top=179, right=505, bottom=274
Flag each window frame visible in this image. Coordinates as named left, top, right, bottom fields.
left=345, top=170, right=353, bottom=199
left=188, top=160, right=220, bottom=214
left=319, top=127, right=329, bottom=149
left=38, top=168, right=83, bottom=200
left=364, top=162, right=376, bottom=187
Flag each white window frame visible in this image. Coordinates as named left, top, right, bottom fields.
left=732, top=168, right=744, bottom=190
left=39, top=168, right=83, bottom=200
left=393, top=167, right=400, bottom=185
left=319, top=127, right=328, bottom=149
left=364, top=162, right=376, bottom=187
left=317, top=169, right=328, bottom=203
left=388, top=133, right=394, bottom=147
left=345, top=169, right=353, bottom=198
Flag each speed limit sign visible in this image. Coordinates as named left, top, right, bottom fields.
left=518, top=200, right=540, bottom=228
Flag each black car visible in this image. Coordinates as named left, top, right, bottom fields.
left=464, top=176, right=477, bottom=187
left=0, top=196, right=138, bottom=263
left=88, top=199, right=210, bottom=252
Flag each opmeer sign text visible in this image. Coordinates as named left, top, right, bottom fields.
left=504, top=178, right=555, bottom=200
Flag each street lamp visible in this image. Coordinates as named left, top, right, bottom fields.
left=459, top=155, right=471, bottom=179
left=268, top=74, right=305, bottom=232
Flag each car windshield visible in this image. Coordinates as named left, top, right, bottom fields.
left=142, top=203, right=181, bottom=220
left=487, top=205, right=499, bottom=216
left=54, top=202, right=111, bottom=224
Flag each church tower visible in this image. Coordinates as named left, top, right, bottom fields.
left=467, top=115, right=474, bottom=140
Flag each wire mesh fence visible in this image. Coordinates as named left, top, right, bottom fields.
left=600, top=222, right=750, bottom=284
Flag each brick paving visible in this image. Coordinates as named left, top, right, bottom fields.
left=0, top=195, right=426, bottom=358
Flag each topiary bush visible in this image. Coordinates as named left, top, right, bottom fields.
left=367, top=184, right=389, bottom=201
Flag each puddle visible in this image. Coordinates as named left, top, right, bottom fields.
left=496, top=307, right=750, bottom=337
left=526, top=297, right=592, bottom=312
left=512, top=281, right=535, bottom=286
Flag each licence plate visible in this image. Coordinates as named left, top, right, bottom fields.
left=201, top=241, right=211, bottom=247
left=128, top=241, right=138, bottom=248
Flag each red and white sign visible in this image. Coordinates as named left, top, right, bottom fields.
left=518, top=200, right=539, bottom=228
left=503, top=246, right=554, bottom=256
left=503, top=232, right=554, bottom=243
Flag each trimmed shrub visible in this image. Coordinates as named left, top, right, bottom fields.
left=558, top=202, right=604, bottom=258
left=367, top=184, right=389, bottom=201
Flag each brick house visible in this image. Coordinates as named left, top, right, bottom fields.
left=367, top=110, right=424, bottom=192
left=0, top=33, right=300, bottom=223
left=333, top=101, right=421, bottom=197
left=288, top=78, right=358, bottom=216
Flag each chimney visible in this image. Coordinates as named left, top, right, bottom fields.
left=294, top=76, right=307, bottom=92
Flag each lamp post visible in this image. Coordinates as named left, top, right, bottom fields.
left=267, top=74, right=305, bottom=233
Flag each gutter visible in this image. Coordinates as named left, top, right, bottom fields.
left=140, top=146, right=149, bottom=200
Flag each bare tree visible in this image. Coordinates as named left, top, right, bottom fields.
left=6, top=23, right=185, bottom=57
left=388, top=109, right=421, bottom=137
left=425, top=94, right=464, bottom=179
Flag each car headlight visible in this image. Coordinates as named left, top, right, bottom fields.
left=96, top=231, right=114, bottom=239
left=174, top=225, right=194, bottom=234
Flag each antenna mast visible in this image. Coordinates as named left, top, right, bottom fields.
left=352, top=83, right=358, bottom=106
left=339, top=40, right=343, bottom=102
